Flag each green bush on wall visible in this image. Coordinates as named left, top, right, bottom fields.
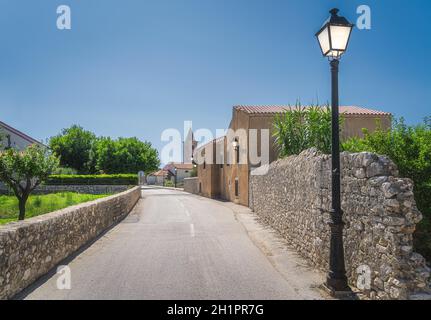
left=273, top=104, right=338, bottom=156
left=45, top=174, right=138, bottom=186
left=342, top=117, right=431, bottom=262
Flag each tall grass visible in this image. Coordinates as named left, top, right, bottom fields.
left=273, top=103, right=339, bottom=157
left=0, top=192, right=109, bottom=225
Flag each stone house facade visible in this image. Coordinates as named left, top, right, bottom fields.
left=195, top=105, right=392, bottom=206
left=147, top=169, right=169, bottom=186
left=164, top=162, right=195, bottom=185
left=0, top=120, right=43, bottom=151
left=0, top=121, right=45, bottom=190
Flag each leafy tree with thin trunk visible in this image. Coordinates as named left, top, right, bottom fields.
left=49, top=125, right=96, bottom=174
left=94, top=137, right=160, bottom=174
left=0, top=145, right=59, bottom=221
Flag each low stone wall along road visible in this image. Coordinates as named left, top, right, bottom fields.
left=16, top=187, right=325, bottom=300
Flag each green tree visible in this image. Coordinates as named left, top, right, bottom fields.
left=95, top=137, right=160, bottom=174
left=0, top=145, right=59, bottom=220
left=49, top=125, right=97, bottom=173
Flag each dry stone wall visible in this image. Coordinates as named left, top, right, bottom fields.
left=249, top=148, right=430, bottom=300
left=0, top=186, right=141, bottom=300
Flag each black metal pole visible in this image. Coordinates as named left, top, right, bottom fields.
left=326, top=59, right=350, bottom=293
left=175, top=172, right=177, bottom=188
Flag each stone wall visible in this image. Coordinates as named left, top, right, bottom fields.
left=249, top=148, right=430, bottom=300
left=184, top=177, right=199, bottom=194
left=0, top=186, right=141, bottom=300
left=0, top=183, right=131, bottom=195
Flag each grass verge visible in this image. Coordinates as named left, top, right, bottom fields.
left=0, top=192, right=109, bottom=225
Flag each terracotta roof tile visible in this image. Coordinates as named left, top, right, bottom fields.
left=164, top=163, right=194, bottom=170
left=234, top=105, right=391, bottom=116
left=149, top=169, right=169, bottom=177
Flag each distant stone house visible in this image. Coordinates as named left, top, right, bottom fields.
left=0, top=121, right=44, bottom=191
left=0, top=120, right=43, bottom=151
left=147, top=169, right=170, bottom=186
left=163, top=163, right=194, bottom=185
left=195, top=105, right=392, bottom=206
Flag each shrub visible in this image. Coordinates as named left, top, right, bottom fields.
left=164, top=179, right=174, bottom=187
left=52, top=167, right=78, bottom=175
left=343, top=118, right=431, bottom=183
left=45, top=174, right=138, bottom=185
left=273, top=104, right=339, bottom=157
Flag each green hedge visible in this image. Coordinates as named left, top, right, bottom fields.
left=45, top=174, right=138, bottom=186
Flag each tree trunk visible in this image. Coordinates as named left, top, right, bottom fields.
left=18, top=198, right=26, bottom=221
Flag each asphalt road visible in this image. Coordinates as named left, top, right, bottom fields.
left=20, top=187, right=323, bottom=300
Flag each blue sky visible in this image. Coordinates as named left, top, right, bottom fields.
left=0, top=0, right=430, bottom=158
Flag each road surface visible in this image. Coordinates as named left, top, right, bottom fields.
left=19, top=187, right=324, bottom=300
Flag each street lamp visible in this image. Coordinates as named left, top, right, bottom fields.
left=316, top=8, right=353, bottom=59
left=191, top=157, right=197, bottom=168
left=316, top=8, right=353, bottom=296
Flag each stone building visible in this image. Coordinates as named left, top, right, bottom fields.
left=0, top=121, right=45, bottom=191
left=163, top=162, right=195, bottom=185
left=147, top=169, right=169, bottom=186
left=195, top=105, right=392, bottom=206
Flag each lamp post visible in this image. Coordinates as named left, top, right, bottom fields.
left=316, top=8, right=354, bottom=296
left=174, top=167, right=178, bottom=188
